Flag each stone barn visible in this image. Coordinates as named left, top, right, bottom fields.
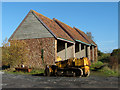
left=9, top=10, right=97, bottom=68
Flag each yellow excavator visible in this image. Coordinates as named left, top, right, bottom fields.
left=44, top=57, right=91, bottom=77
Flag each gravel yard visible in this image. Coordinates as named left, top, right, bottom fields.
left=2, top=72, right=119, bottom=88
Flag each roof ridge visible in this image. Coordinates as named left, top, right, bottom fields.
left=73, top=27, right=91, bottom=44
left=32, top=10, right=52, bottom=21
left=53, top=18, right=91, bottom=45
left=74, top=27, right=96, bottom=46
left=53, top=18, right=73, bottom=29
left=53, top=18, right=75, bottom=42
left=32, top=10, right=57, bottom=39
left=73, top=27, right=84, bottom=33
left=33, top=11, right=74, bottom=43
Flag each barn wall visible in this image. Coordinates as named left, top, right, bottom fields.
left=57, top=40, right=74, bottom=60
left=75, top=43, right=80, bottom=58
left=94, top=46, right=98, bottom=62
left=67, top=43, right=74, bottom=59
left=11, top=12, right=53, bottom=40
left=87, top=46, right=91, bottom=60
left=57, top=40, right=65, bottom=60
left=75, top=43, right=86, bottom=58
left=90, top=45, right=97, bottom=62
left=10, top=37, right=56, bottom=69
left=90, top=46, right=97, bottom=62
left=55, top=40, right=57, bottom=61
left=90, top=46, right=93, bottom=62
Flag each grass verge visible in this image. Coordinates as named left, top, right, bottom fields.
left=2, top=68, right=44, bottom=75
left=90, top=61, right=119, bottom=77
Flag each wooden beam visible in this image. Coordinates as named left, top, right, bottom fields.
left=79, top=43, right=81, bottom=58
left=92, top=46, right=94, bottom=61
left=65, top=43, right=67, bottom=60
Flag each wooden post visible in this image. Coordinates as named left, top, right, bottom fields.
left=72, top=43, right=75, bottom=58
left=84, top=45, right=86, bottom=57
left=92, top=46, right=94, bottom=61
left=55, top=40, right=57, bottom=63
left=95, top=46, right=98, bottom=61
left=79, top=43, right=81, bottom=58
left=87, top=46, right=90, bottom=60
left=65, top=42, right=67, bottom=60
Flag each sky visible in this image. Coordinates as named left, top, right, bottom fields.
left=2, top=2, right=118, bottom=53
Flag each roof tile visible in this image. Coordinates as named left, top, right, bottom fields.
left=53, top=18, right=90, bottom=45
left=74, top=27, right=97, bottom=46
left=32, top=10, right=74, bottom=43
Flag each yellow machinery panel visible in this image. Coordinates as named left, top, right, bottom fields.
left=56, top=56, right=62, bottom=62
left=75, top=58, right=84, bottom=66
left=67, top=58, right=76, bottom=67
left=75, top=57, right=90, bottom=67
left=55, top=60, right=68, bottom=68
left=83, top=57, right=89, bottom=66
left=55, top=56, right=67, bottom=68
left=81, top=66, right=90, bottom=74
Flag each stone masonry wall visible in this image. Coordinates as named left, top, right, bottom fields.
left=10, top=37, right=56, bottom=69
left=94, top=46, right=98, bottom=62
left=90, top=46, right=93, bottom=62
left=90, top=46, right=97, bottom=62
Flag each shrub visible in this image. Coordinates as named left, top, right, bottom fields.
left=30, top=69, right=44, bottom=74
left=98, top=53, right=110, bottom=63
left=90, top=61, right=104, bottom=70
left=99, top=66, right=117, bottom=76
left=97, top=50, right=104, bottom=57
left=109, top=56, right=118, bottom=71
left=111, top=49, right=120, bottom=56
left=108, top=49, right=120, bottom=71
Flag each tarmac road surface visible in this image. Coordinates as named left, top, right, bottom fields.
left=2, top=73, right=119, bottom=88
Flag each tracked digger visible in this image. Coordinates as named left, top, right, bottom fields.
left=44, top=57, right=91, bottom=77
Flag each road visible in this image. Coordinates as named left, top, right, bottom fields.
left=2, top=73, right=119, bottom=88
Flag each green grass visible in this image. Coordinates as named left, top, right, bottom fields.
left=90, top=71, right=108, bottom=77
left=91, top=65, right=119, bottom=77
left=29, top=69, right=44, bottom=74
left=3, top=68, right=44, bottom=75
left=98, top=66, right=119, bottom=77
left=91, top=70, right=119, bottom=77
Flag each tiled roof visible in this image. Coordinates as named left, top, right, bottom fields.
left=53, top=18, right=91, bottom=45
left=74, top=27, right=97, bottom=46
left=32, top=10, right=74, bottom=43
left=10, top=10, right=97, bottom=46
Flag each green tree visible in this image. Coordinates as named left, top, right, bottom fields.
left=97, top=49, right=104, bottom=56
left=111, top=49, right=120, bottom=56
left=9, top=40, right=29, bottom=67
left=2, top=38, right=29, bottom=68
left=109, top=49, right=120, bottom=71
left=97, top=49, right=110, bottom=63
left=2, top=38, right=10, bottom=66
left=86, top=32, right=94, bottom=40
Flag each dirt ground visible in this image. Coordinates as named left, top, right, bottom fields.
left=1, top=72, right=119, bottom=88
